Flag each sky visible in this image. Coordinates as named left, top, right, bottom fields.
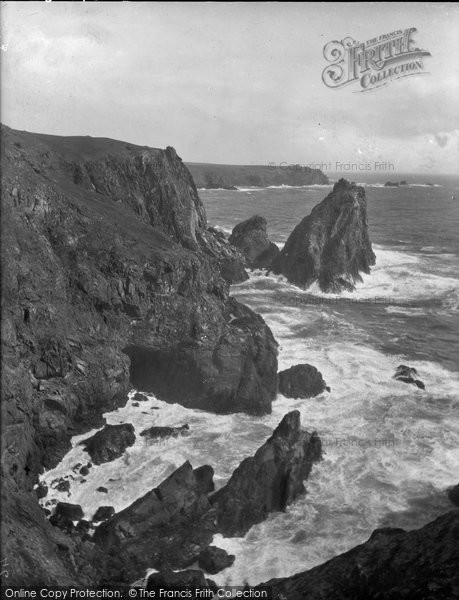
left=1, top=2, right=458, bottom=173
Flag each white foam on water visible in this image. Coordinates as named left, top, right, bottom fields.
left=40, top=246, right=459, bottom=585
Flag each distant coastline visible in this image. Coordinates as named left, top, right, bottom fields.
left=186, top=162, right=329, bottom=189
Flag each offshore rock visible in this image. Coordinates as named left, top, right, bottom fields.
left=278, top=364, right=328, bottom=399
left=211, top=411, right=322, bottom=536
left=394, top=364, right=425, bottom=390
left=229, top=215, right=280, bottom=269
left=272, top=179, right=375, bottom=292
left=80, top=424, right=136, bottom=465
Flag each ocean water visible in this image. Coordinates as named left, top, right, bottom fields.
left=40, top=176, right=459, bottom=585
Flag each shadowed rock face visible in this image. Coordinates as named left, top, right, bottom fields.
left=271, top=179, right=376, bottom=292
left=211, top=411, right=322, bottom=536
left=259, top=511, right=459, bottom=600
left=228, top=215, right=280, bottom=269
left=93, top=461, right=217, bottom=584
left=1, top=126, right=277, bottom=584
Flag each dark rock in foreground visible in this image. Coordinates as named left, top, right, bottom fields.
left=447, top=484, right=459, bottom=507
left=93, top=461, right=216, bottom=584
left=211, top=411, right=322, bottom=536
left=198, top=546, right=235, bottom=574
left=259, top=511, right=459, bottom=600
left=394, top=364, right=425, bottom=389
left=146, top=568, right=209, bottom=589
left=271, top=179, right=375, bottom=292
left=278, top=364, right=328, bottom=399
left=80, top=424, right=136, bottom=465
left=229, top=215, right=280, bottom=269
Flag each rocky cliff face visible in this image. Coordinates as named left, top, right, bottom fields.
left=271, top=179, right=376, bottom=292
left=261, top=511, right=459, bottom=600
left=0, top=126, right=277, bottom=584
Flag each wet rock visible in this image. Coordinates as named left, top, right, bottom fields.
left=140, top=424, right=190, bottom=440
left=278, top=364, right=328, bottom=399
left=211, top=411, right=322, bottom=536
left=259, top=511, right=459, bottom=600
left=35, top=482, right=48, bottom=499
left=132, top=402, right=139, bottom=407
left=133, top=392, right=149, bottom=402
left=97, top=487, right=108, bottom=494
left=198, top=546, right=235, bottom=574
left=55, top=479, right=71, bottom=494
left=92, top=506, right=115, bottom=522
left=75, top=520, right=92, bottom=535
left=49, top=513, right=75, bottom=534
left=80, top=424, right=136, bottom=464
left=394, top=365, right=425, bottom=389
left=272, top=179, right=375, bottom=292
left=54, top=502, right=84, bottom=520
left=79, top=466, right=90, bottom=476
left=93, top=461, right=216, bottom=584
left=194, top=465, right=215, bottom=494
left=229, top=215, right=280, bottom=268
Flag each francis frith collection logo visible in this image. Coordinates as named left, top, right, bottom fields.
left=322, top=28, right=431, bottom=91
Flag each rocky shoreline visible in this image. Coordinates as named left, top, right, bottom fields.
left=1, top=126, right=457, bottom=593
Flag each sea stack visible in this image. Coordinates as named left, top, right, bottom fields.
left=271, top=179, right=376, bottom=292
left=229, top=215, right=280, bottom=269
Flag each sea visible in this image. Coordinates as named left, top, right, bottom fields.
left=40, top=173, right=459, bottom=585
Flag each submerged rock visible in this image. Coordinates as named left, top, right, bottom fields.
left=140, top=424, right=189, bottom=440
left=271, top=179, right=375, bottom=292
left=259, top=511, right=459, bottom=600
left=80, top=424, right=136, bottom=464
left=394, top=365, right=425, bottom=389
left=278, top=364, right=328, bottom=398
left=211, top=411, right=322, bottom=536
left=229, top=215, right=280, bottom=268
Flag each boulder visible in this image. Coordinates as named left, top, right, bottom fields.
left=97, top=487, right=108, bottom=494
left=229, top=215, right=280, bottom=268
left=259, top=511, right=459, bottom=600
left=278, top=364, right=328, bottom=399
left=198, top=546, right=235, bottom=574
left=92, top=506, right=115, bottom=522
left=54, top=502, right=84, bottom=520
left=133, top=392, right=149, bottom=402
left=271, top=179, right=376, bottom=292
left=80, top=424, right=136, bottom=464
left=93, top=461, right=216, bottom=584
left=211, top=411, right=322, bottom=536
left=35, top=482, right=48, bottom=499
left=394, top=365, right=425, bottom=389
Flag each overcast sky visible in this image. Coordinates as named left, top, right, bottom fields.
left=2, top=2, right=458, bottom=173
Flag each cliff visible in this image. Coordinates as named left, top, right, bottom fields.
left=271, top=179, right=376, bottom=292
left=261, top=511, right=459, bottom=600
left=0, top=125, right=277, bottom=584
left=186, top=162, right=329, bottom=189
